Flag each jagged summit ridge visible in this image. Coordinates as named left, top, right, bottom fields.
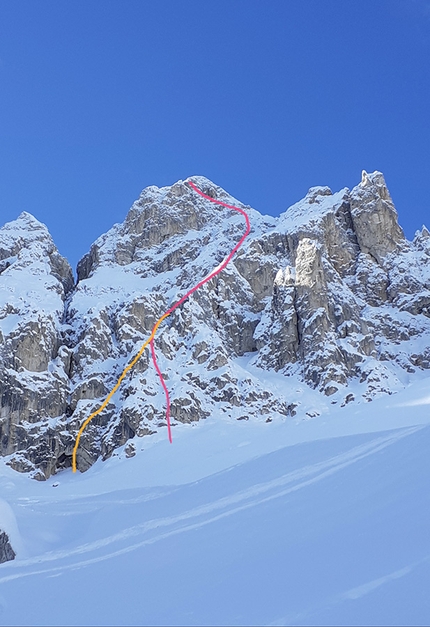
left=1, top=172, right=430, bottom=479
left=77, top=176, right=274, bottom=281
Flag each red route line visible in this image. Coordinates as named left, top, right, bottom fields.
left=72, top=181, right=251, bottom=471
left=150, top=180, right=251, bottom=442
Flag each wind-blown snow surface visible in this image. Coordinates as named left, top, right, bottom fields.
left=1, top=375, right=430, bottom=626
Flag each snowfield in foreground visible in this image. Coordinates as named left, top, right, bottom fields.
left=1, top=375, right=430, bottom=626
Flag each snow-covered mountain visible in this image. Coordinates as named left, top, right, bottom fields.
left=1, top=171, right=430, bottom=482
left=1, top=171, right=430, bottom=625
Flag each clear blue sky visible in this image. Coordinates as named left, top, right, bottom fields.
left=1, top=0, right=429, bottom=271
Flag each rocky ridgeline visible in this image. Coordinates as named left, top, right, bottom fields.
left=1, top=172, right=429, bottom=479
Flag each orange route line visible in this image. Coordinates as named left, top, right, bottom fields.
left=71, top=313, right=169, bottom=472
left=72, top=180, right=251, bottom=473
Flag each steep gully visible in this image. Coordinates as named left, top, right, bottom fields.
left=72, top=181, right=251, bottom=472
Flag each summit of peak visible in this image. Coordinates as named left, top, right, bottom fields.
left=360, top=170, right=386, bottom=188
left=305, top=186, right=333, bottom=203
left=2, top=211, right=49, bottom=233
left=17, top=210, right=43, bottom=222
left=0, top=211, right=73, bottom=291
left=0, top=212, right=54, bottom=254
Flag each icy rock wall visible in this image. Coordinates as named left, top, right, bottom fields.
left=0, top=213, right=74, bottom=479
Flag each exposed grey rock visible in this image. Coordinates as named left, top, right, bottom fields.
left=0, top=529, right=15, bottom=563
left=1, top=171, right=430, bottom=478
left=125, top=442, right=136, bottom=458
left=0, top=213, right=74, bottom=479
left=350, top=170, right=405, bottom=264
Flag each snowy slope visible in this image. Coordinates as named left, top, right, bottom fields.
left=1, top=378, right=430, bottom=626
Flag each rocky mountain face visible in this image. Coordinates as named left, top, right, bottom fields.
left=1, top=171, right=429, bottom=479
